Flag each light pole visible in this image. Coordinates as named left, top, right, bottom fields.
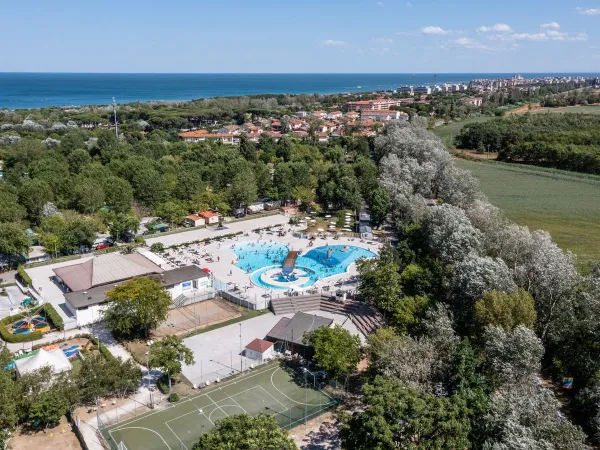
left=145, top=352, right=150, bottom=388
left=303, top=368, right=308, bottom=424
left=239, top=323, right=243, bottom=373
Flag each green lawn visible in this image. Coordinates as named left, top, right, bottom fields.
left=433, top=116, right=497, bottom=148
left=454, top=159, right=600, bottom=263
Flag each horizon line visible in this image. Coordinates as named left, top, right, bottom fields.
left=1, top=71, right=598, bottom=75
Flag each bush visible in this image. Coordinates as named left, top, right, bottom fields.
left=150, top=242, right=165, bottom=253
left=89, top=336, right=116, bottom=362
left=169, top=393, right=180, bottom=402
left=156, top=374, right=169, bottom=394
left=134, top=236, right=146, bottom=245
left=17, top=265, right=32, bottom=286
left=42, top=303, right=64, bottom=331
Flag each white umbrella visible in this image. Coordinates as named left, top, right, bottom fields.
left=328, top=225, right=336, bottom=228
left=325, top=214, right=331, bottom=218
left=305, top=217, right=311, bottom=220
left=310, top=219, right=316, bottom=222
left=330, top=221, right=336, bottom=224
left=317, top=228, right=324, bottom=232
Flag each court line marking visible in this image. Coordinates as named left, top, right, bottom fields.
left=165, top=386, right=259, bottom=424
left=206, top=393, right=229, bottom=418
left=230, top=396, right=248, bottom=414
left=208, top=404, right=244, bottom=422
left=270, top=368, right=337, bottom=406
left=110, top=426, right=172, bottom=450
left=111, top=365, right=278, bottom=431
left=165, top=422, right=189, bottom=450
left=258, top=385, right=287, bottom=410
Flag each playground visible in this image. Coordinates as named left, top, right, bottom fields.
left=102, top=362, right=337, bottom=450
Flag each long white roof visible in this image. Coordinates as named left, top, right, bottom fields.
left=15, top=348, right=72, bottom=376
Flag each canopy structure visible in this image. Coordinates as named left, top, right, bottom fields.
left=15, top=348, right=72, bottom=376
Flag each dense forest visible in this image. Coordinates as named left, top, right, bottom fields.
left=541, top=88, right=600, bottom=107
left=343, top=119, right=600, bottom=448
left=0, top=107, right=385, bottom=263
left=455, top=113, right=600, bottom=173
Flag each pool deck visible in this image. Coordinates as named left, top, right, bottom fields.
left=152, top=226, right=383, bottom=308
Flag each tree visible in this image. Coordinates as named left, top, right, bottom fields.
left=482, top=383, right=586, bottom=449
left=392, top=295, right=431, bottom=335
left=67, top=148, right=92, bottom=174
left=357, top=260, right=401, bottom=314
left=192, top=413, right=297, bottom=450
left=0, top=186, right=27, bottom=223
left=154, top=200, right=188, bottom=226
left=340, top=376, right=471, bottom=450
left=149, top=335, right=195, bottom=378
left=368, top=187, right=390, bottom=228
left=191, top=189, right=231, bottom=216
left=422, top=204, right=482, bottom=266
left=103, top=176, right=134, bottom=213
left=108, top=213, right=139, bottom=242
left=104, top=277, right=171, bottom=338
left=304, top=324, right=361, bottom=379
left=228, top=169, right=258, bottom=208
left=475, top=289, right=537, bottom=331
left=483, top=325, right=544, bottom=387
left=150, top=242, right=165, bottom=253
left=19, top=178, right=54, bottom=223
left=290, top=186, right=315, bottom=211
left=0, top=222, right=30, bottom=260
left=28, top=387, right=70, bottom=427
left=74, top=178, right=105, bottom=213
left=0, top=348, right=19, bottom=429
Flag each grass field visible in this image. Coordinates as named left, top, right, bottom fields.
left=432, top=116, right=495, bottom=148
left=102, top=362, right=335, bottom=450
left=454, top=159, right=600, bottom=262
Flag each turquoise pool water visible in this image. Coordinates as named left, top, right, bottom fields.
left=231, top=242, right=376, bottom=290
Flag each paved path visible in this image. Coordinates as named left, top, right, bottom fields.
left=145, top=214, right=289, bottom=247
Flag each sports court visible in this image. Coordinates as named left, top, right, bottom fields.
left=102, top=362, right=336, bottom=450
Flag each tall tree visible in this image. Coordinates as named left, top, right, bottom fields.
left=304, top=324, right=362, bottom=380
left=104, top=277, right=171, bottom=338
left=149, top=335, right=195, bottom=379
left=192, top=413, right=297, bottom=450
left=340, top=376, right=471, bottom=450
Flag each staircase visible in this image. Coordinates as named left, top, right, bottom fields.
left=270, top=294, right=386, bottom=336
left=170, top=293, right=188, bottom=309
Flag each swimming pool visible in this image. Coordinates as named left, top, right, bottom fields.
left=231, top=242, right=376, bottom=290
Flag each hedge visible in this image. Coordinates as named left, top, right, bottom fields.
left=17, top=265, right=32, bottom=287
left=0, top=311, right=42, bottom=343
left=89, top=336, right=116, bottom=362
left=42, top=303, right=64, bottom=331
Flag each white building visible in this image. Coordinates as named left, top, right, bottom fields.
left=54, top=252, right=211, bottom=326
left=184, top=214, right=206, bottom=227
left=360, top=110, right=408, bottom=121
left=15, top=348, right=72, bottom=377
left=414, top=86, right=432, bottom=95
left=244, top=338, right=275, bottom=361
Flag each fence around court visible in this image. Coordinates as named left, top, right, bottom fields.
left=97, top=360, right=341, bottom=450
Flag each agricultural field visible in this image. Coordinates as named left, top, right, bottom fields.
left=454, top=158, right=600, bottom=263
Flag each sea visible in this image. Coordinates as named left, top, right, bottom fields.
left=0, top=72, right=597, bottom=110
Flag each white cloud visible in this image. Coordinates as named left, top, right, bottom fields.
left=320, top=40, right=350, bottom=47
left=443, top=37, right=489, bottom=50
left=376, top=1, right=383, bottom=5
left=541, top=22, right=560, bottom=29
left=509, top=32, right=549, bottom=41
left=374, top=37, right=394, bottom=44
left=422, top=26, right=452, bottom=35
left=478, top=23, right=512, bottom=33
left=406, top=1, right=413, bottom=6
left=546, top=30, right=567, bottom=40
left=568, top=32, right=589, bottom=41
left=577, top=7, right=600, bottom=14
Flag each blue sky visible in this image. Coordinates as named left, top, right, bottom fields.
left=1, top=0, right=599, bottom=73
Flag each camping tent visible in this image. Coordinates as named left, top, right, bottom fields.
left=15, top=348, right=72, bottom=377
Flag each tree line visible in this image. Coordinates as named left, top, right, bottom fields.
left=342, top=119, right=600, bottom=448
left=0, top=118, right=385, bottom=264
left=455, top=113, right=600, bottom=174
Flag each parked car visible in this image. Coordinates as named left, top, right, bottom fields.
left=96, top=242, right=112, bottom=250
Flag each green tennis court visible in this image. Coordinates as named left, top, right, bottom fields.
left=103, top=362, right=336, bottom=450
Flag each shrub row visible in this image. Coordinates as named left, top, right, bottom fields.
left=16, top=265, right=32, bottom=286
left=42, top=303, right=64, bottom=331
left=89, top=336, right=116, bottom=362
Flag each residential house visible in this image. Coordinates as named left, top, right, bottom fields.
left=244, top=338, right=274, bottom=361
left=360, top=110, right=408, bottom=121
left=179, top=131, right=235, bottom=145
